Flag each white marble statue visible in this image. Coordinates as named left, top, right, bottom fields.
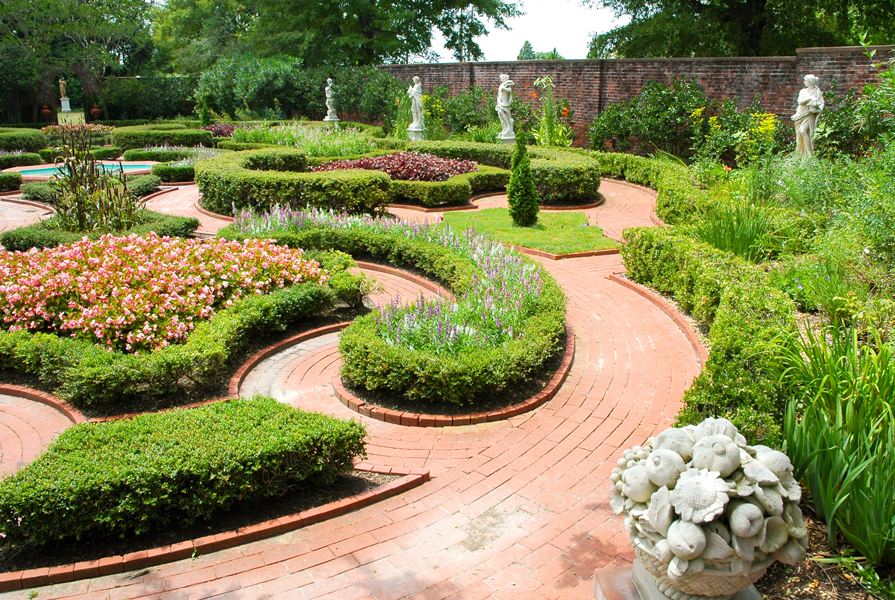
left=611, top=418, right=808, bottom=600
left=791, top=74, right=824, bottom=157
left=324, top=78, right=339, bottom=122
left=407, top=76, right=424, bottom=132
left=496, top=74, right=515, bottom=141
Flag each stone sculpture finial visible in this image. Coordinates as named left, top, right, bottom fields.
left=610, top=418, right=807, bottom=600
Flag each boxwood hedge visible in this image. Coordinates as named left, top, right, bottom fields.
left=0, top=172, right=22, bottom=191
left=152, top=162, right=195, bottom=182
left=196, top=147, right=391, bottom=215
left=220, top=218, right=567, bottom=407
left=113, top=125, right=214, bottom=151
left=0, top=128, right=48, bottom=153
left=0, top=152, right=42, bottom=170
left=122, top=148, right=194, bottom=162
left=38, top=146, right=123, bottom=162
left=0, top=396, right=366, bottom=545
left=0, top=210, right=200, bottom=251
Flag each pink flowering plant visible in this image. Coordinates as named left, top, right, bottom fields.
left=0, top=233, right=326, bottom=353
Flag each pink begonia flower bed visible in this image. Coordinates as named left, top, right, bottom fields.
left=0, top=233, right=326, bottom=353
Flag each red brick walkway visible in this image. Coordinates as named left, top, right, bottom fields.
left=0, top=394, right=75, bottom=476
left=0, top=181, right=706, bottom=600
left=0, top=198, right=54, bottom=234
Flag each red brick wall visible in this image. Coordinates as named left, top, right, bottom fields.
left=382, top=46, right=893, bottom=143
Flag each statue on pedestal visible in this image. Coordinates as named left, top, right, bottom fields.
left=407, top=77, right=424, bottom=132
left=324, top=78, right=339, bottom=122
left=496, top=74, right=515, bottom=141
left=58, top=78, right=68, bottom=99
left=792, top=74, right=824, bottom=157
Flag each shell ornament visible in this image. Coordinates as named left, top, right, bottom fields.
left=610, top=418, right=808, bottom=600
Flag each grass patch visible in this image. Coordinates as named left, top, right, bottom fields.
left=443, top=208, right=619, bottom=255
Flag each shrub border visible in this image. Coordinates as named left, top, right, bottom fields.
left=0, top=463, right=428, bottom=592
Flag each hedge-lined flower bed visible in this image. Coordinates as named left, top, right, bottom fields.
left=0, top=210, right=199, bottom=251
left=151, top=147, right=228, bottom=182
left=0, top=396, right=366, bottom=546
left=0, top=233, right=326, bottom=353
left=0, top=150, right=42, bottom=170
left=222, top=207, right=567, bottom=407
left=311, top=152, right=479, bottom=181
left=0, top=128, right=48, bottom=153
left=38, top=146, right=123, bottom=162
left=112, top=124, right=215, bottom=151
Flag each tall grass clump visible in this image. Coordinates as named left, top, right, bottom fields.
left=776, top=325, right=895, bottom=566
left=686, top=203, right=777, bottom=262
left=231, top=124, right=376, bottom=156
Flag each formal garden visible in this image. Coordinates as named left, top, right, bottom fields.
left=0, top=39, right=893, bottom=598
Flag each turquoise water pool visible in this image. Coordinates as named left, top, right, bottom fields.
left=18, top=164, right=153, bottom=177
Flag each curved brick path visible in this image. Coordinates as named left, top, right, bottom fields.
left=0, top=395, right=75, bottom=476
left=1, top=180, right=705, bottom=600
left=144, top=186, right=234, bottom=235
left=0, top=198, right=54, bottom=233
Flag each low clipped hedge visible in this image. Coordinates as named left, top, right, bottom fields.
left=0, top=280, right=336, bottom=406
left=0, top=210, right=199, bottom=251
left=122, top=148, right=193, bottom=162
left=0, top=152, right=42, bottom=170
left=0, top=172, right=22, bottom=191
left=127, top=174, right=161, bottom=197
left=623, top=227, right=796, bottom=446
left=410, top=141, right=601, bottom=205
left=196, top=147, right=391, bottom=215
left=113, top=125, right=214, bottom=151
left=0, top=128, right=48, bottom=153
left=220, top=222, right=567, bottom=406
left=152, top=162, right=195, bottom=182
left=39, top=146, right=123, bottom=162
left=20, top=181, right=55, bottom=203
left=387, top=166, right=508, bottom=207
left=0, top=396, right=366, bottom=546
left=216, top=141, right=279, bottom=151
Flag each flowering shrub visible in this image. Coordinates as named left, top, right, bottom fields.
left=169, top=147, right=227, bottom=167
left=232, top=206, right=546, bottom=354
left=0, top=233, right=326, bottom=353
left=311, top=152, right=478, bottom=182
left=200, top=123, right=239, bottom=138
left=0, top=150, right=24, bottom=156
left=40, top=123, right=114, bottom=138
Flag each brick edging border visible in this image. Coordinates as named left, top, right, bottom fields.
left=193, top=196, right=236, bottom=223
left=390, top=203, right=478, bottom=213
left=0, top=196, right=55, bottom=213
left=0, top=384, right=86, bottom=425
left=141, top=187, right=180, bottom=203
left=354, top=261, right=448, bottom=295
left=0, top=464, right=429, bottom=592
left=332, top=324, right=576, bottom=427
left=607, top=274, right=708, bottom=366
left=507, top=244, right=620, bottom=261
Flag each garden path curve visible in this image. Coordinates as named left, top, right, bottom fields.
left=3, top=180, right=705, bottom=600
left=0, top=197, right=54, bottom=234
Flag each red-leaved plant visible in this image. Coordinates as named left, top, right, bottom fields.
left=311, top=152, right=478, bottom=182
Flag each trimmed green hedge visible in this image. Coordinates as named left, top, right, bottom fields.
left=152, top=163, right=195, bottom=182
left=388, top=166, right=508, bottom=208
left=196, top=147, right=391, bottom=215
left=20, top=181, right=55, bottom=203
left=0, top=396, right=366, bottom=545
left=39, top=147, right=123, bottom=162
left=410, top=141, right=602, bottom=205
left=127, top=174, right=161, bottom=197
left=122, top=148, right=193, bottom=162
left=215, top=141, right=279, bottom=151
left=0, top=128, right=48, bottom=153
left=0, top=172, right=22, bottom=191
left=622, top=227, right=796, bottom=445
left=0, top=210, right=199, bottom=251
left=113, top=125, right=214, bottom=151
left=0, top=152, right=42, bottom=170
left=0, top=280, right=336, bottom=406
left=220, top=222, right=567, bottom=406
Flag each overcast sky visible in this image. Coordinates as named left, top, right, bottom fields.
left=428, top=0, right=625, bottom=62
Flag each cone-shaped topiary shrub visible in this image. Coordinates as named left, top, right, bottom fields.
left=507, top=138, right=539, bottom=227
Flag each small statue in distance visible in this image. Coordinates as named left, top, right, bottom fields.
left=407, top=76, right=424, bottom=132
left=59, top=78, right=68, bottom=99
left=496, top=74, right=515, bottom=142
left=323, top=78, right=339, bottom=122
left=792, top=74, right=824, bottom=157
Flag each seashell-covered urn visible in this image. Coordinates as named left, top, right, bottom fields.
left=610, top=418, right=807, bottom=600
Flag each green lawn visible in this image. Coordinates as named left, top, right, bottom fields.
left=443, top=208, right=620, bottom=255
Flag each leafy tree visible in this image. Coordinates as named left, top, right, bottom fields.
left=507, top=137, right=539, bottom=227
left=583, top=0, right=895, bottom=58
left=517, top=41, right=536, bottom=60
left=534, top=48, right=564, bottom=60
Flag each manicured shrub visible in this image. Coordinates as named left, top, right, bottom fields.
left=126, top=174, right=161, bottom=197
left=0, top=172, right=22, bottom=191
left=39, top=146, right=123, bottom=162
left=216, top=141, right=279, bottom=151
left=0, top=211, right=199, bottom=252
left=0, top=128, right=48, bottom=152
left=20, top=181, right=55, bottom=203
left=0, top=151, right=41, bottom=170
left=113, top=125, right=214, bottom=151
left=151, top=163, right=195, bottom=182
left=222, top=207, right=567, bottom=407
left=122, top=147, right=193, bottom=162
left=507, top=139, right=539, bottom=226
left=195, top=147, right=390, bottom=215
left=0, top=396, right=366, bottom=546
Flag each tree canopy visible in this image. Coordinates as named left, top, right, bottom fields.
left=585, top=0, right=895, bottom=58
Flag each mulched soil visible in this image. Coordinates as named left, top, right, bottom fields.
left=0, top=469, right=398, bottom=574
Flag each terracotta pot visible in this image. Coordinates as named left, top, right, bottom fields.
left=90, top=103, right=102, bottom=120
left=41, top=105, right=53, bottom=121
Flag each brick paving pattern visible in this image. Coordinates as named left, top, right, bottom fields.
left=0, top=395, right=75, bottom=475
left=0, top=198, right=54, bottom=234
left=0, top=180, right=706, bottom=600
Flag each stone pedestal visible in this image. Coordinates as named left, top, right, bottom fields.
left=60, top=98, right=71, bottom=113
left=407, top=127, right=424, bottom=142
left=323, top=115, right=339, bottom=122
left=499, top=135, right=515, bottom=145
left=594, top=562, right=762, bottom=600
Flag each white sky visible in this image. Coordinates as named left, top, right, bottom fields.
left=427, top=0, right=624, bottom=62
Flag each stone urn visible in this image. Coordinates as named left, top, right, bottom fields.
left=610, top=418, right=808, bottom=600
left=90, top=103, right=102, bottom=120
left=41, top=105, right=53, bottom=121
